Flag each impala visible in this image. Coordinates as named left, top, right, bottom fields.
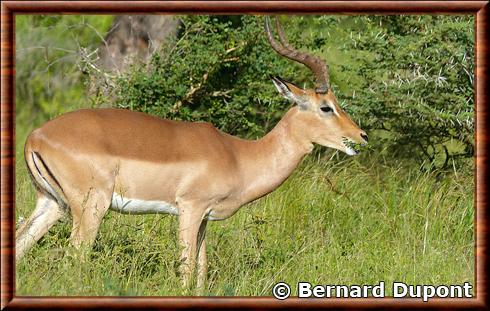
left=16, top=17, right=368, bottom=289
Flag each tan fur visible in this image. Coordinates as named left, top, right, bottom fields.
left=17, top=83, right=367, bottom=289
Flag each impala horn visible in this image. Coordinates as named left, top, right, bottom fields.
left=264, top=16, right=330, bottom=94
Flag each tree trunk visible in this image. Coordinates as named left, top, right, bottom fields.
left=97, top=15, right=180, bottom=72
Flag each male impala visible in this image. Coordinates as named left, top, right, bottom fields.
left=16, top=17, right=368, bottom=289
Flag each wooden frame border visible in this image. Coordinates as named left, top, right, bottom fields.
left=1, top=1, right=488, bottom=309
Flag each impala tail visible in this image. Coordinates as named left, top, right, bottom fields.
left=24, top=144, right=65, bottom=205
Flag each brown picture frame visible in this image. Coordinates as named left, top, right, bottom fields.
left=1, top=1, right=488, bottom=309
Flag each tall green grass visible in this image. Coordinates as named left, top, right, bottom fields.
left=15, top=143, right=474, bottom=296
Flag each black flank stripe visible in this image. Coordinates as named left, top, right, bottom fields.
left=33, top=151, right=65, bottom=194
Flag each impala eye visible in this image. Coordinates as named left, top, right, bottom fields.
left=320, top=106, right=333, bottom=113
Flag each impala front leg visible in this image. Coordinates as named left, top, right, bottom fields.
left=197, top=218, right=208, bottom=292
left=178, top=205, right=206, bottom=289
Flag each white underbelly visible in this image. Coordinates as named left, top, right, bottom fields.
left=110, top=193, right=179, bottom=215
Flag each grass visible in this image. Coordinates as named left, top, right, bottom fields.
left=15, top=127, right=474, bottom=296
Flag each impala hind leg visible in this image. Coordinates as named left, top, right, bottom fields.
left=69, top=190, right=111, bottom=249
left=16, top=192, right=65, bottom=260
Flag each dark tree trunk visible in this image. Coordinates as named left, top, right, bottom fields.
left=97, top=15, right=181, bottom=72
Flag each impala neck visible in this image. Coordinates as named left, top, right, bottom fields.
left=238, top=106, right=313, bottom=202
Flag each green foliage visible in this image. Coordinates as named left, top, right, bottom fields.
left=105, top=15, right=474, bottom=167
left=16, top=15, right=113, bottom=121
left=335, top=16, right=474, bottom=167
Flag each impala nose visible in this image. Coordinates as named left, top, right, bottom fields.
left=360, top=133, right=369, bottom=144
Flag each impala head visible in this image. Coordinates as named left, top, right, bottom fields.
left=265, top=16, right=368, bottom=155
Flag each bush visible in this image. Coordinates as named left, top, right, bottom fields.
left=104, top=15, right=299, bottom=137
left=337, top=16, right=474, bottom=167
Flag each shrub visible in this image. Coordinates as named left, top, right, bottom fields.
left=105, top=15, right=299, bottom=137
left=337, top=16, right=474, bottom=167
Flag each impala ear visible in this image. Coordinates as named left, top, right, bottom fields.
left=271, top=76, right=308, bottom=110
